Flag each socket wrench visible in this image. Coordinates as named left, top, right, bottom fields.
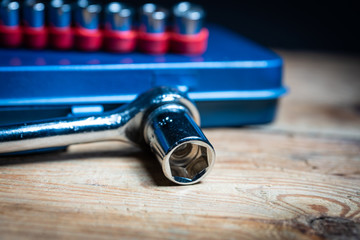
left=0, top=87, right=215, bottom=185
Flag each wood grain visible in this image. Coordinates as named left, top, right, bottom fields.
left=1, top=51, right=360, bottom=240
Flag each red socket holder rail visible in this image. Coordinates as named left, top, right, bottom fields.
left=103, top=30, right=137, bottom=53
left=48, top=26, right=74, bottom=50
left=0, top=24, right=22, bottom=48
left=137, top=31, right=170, bottom=54
left=1, top=27, right=210, bottom=55
left=170, top=28, right=209, bottom=55
left=74, top=27, right=102, bottom=52
left=23, top=26, right=47, bottom=49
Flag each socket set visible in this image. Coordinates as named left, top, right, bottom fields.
left=0, top=24, right=286, bottom=127
left=0, top=0, right=208, bottom=54
left=0, top=0, right=286, bottom=130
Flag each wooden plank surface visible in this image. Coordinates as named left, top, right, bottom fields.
left=1, top=51, right=360, bottom=240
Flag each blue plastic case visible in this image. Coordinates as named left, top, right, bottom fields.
left=0, top=25, right=286, bottom=127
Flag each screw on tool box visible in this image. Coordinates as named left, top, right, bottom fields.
left=0, top=87, right=216, bottom=185
left=103, top=2, right=136, bottom=53
left=0, top=0, right=22, bottom=47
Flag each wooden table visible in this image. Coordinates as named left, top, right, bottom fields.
left=1, top=51, right=359, bottom=240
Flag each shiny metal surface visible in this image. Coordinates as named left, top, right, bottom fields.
left=48, top=0, right=72, bottom=28
left=23, top=0, right=45, bottom=28
left=104, top=2, right=133, bottom=32
left=0, top=87, right=215, bottom=185
left=173, top=2, right=205, bottom=35
left=139, top=3, right=168, bottom=33
left=144, top=104, right=215, bottom=184
left=0, top=0, right=20, bottom=26
left=75, top=0, right=101, bottom=30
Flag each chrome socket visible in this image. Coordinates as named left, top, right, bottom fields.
left=144, top=103, right=215, bottom=184
left=140, top=3, right=168, bottom=34
left=48, top=0, right=72, bottom=28
left=0, top=0, right=20, bottom=27
left=23, top=0, right=45, bottom=28
left=173, top=1, right=205, bottom=35
left=104, top=2, right=133, bottom=32
left=75, top=0, right=101, bottom=30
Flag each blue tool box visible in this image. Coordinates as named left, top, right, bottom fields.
left=0, top=25, right=286, bottom=127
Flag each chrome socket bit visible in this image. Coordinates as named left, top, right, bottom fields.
left=173, top=2, right=205, bottom=35
left=23, top=0, right=45, bottom=28
left=75, top=0, right=101, bottom=30
left=0, top=0, right=20, bottom=27
left=48, top=0, right=72, bottom=28
left=140, top=3, right=168, bottom=34
left=104, top=2, right=133, bottom=32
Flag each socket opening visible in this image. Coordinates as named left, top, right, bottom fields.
left=167, top=141, right=213, bottom=184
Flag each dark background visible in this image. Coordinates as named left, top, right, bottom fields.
left=120, top=0, right=360, bottom=54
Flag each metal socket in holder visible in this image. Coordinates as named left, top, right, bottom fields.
left=140, top=3, right=168, bottom=34
left=104, top=2, right=133, bottom=32
left=75, top=0, right=101, bottom=30
left=23, top=0, right=46, bottom=28
left=48, top=0, right=72, bottom=28
left=173, top=1, right=205, bottom=35
left=0, top=0, right=20, bottom=27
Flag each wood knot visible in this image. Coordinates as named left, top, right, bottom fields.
left=309, top=216, right=360, bottom=240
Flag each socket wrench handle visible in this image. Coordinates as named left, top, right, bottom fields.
left=0, top=87, right=215, bottom=185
